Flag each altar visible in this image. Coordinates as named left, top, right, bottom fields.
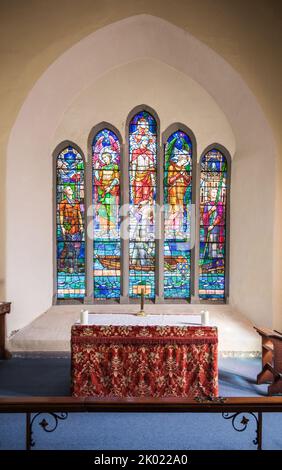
left=71, top=314, right=218, bottom=398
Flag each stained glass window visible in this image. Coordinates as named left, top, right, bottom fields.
left=199, top=149, right=227, bottom=300
left=129, top=111, right=157, bottom=298
left=164, top=131, right=193, bottom=299
left=56, top=146, right=85, bottom=299
left=55, top=114, right=231, bottom=304
left=93, top=129, right=121, bottom=299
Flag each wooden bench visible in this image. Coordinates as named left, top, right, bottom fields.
left=0, top=302, right=11, bottom=359
left=254, top=326, right=282, bottom=395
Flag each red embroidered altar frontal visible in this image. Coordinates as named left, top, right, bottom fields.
left=71, top=325, right=218, bottom=398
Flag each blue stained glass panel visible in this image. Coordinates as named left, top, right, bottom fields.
left=93, top=129, right=121, bottom=299
left=56, top=147, right=85, bottom=299
left=129, top=111, right=157, bottom=299
left=199, top=149, right=227, bottom=300
left=164, top=130, right=192, bottom=299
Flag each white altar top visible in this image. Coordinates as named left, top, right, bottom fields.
left=77, top=313, right=208, bottom=327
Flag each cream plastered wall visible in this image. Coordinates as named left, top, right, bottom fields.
left=5, top=15, right=277, bottom=334
left=53, top=59, right=235, bottom=156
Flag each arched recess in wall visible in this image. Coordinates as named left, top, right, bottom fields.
left=53, top=141, right=86, bottom=302
left=199, top=144, right=231, bottom=302
left=6, top=15, right=277, bottom=333
left=162, top=123, right=197, bottom=300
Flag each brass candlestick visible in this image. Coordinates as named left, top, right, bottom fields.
left=134, top=285, right=150, bottom=316
left=133, top=284, right=151, bottom=317
left=137, top=288, right=146, bottom=316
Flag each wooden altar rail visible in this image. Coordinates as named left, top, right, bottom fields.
left=0, top=396, right=282, bottom=450
left=0, top=396, right=282, bottom=413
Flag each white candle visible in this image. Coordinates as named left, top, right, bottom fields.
left=203, top=310, right=210, bottom=326
left=200, top=310, right=205, bottom=325
left=80, top=309, right=89, bottom=325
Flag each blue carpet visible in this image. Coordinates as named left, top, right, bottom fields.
left=0, top=356, right=268, bottom=397
left=0, top=356, right=281, bottom=450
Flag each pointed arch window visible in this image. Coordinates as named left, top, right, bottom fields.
left=92, top=129, right=121, bottom=299
left=54, top=110, right=230, bottom=304
left=128, top=111, right=157, bottom=299
left=56, top=146, right=85, bottom=299
left=164, top=130, right=193, bottom=299
left=199, top=149, right=228, bottom=300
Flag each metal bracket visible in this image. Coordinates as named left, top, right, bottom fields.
left=26, top=412, right=68, bottom=450
left=222, top=411, right=262, bottom=450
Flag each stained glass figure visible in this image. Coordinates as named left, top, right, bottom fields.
left=164, top=131, right=192, bottom=298
left=56, top=146, right=85, bottom=299
left=93, top=129, right=121, bottom=299
left=199, top=149, right=227, bottom=300
left=129, top=111, right=157, bottom=298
